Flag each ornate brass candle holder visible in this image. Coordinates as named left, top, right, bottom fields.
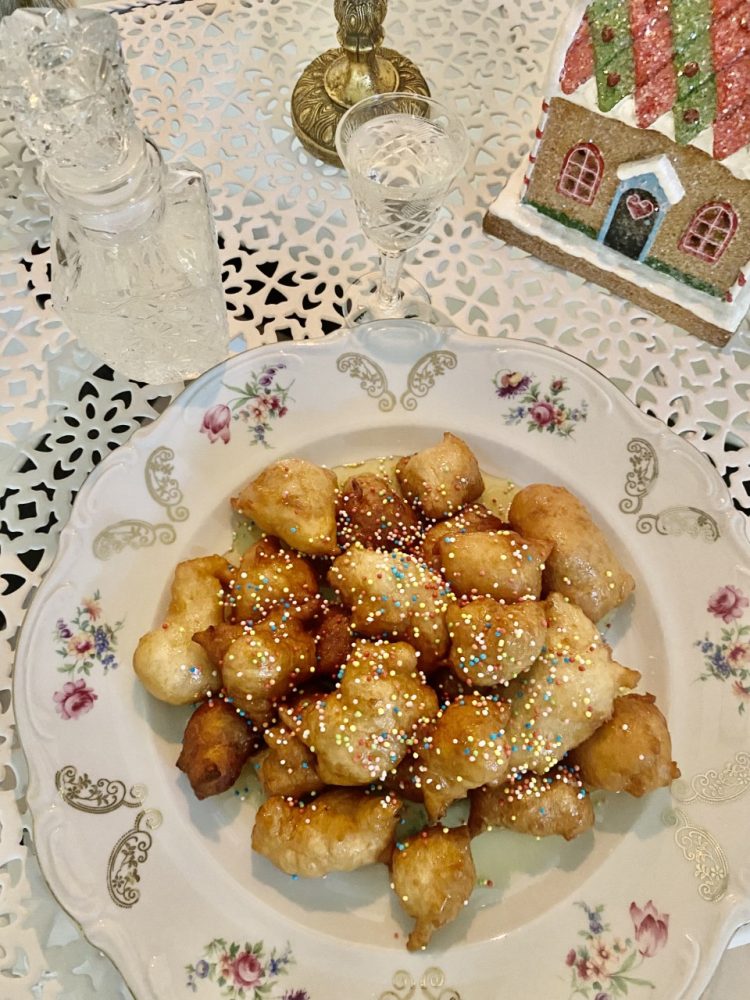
left=291, top=0, right=429, bottom=167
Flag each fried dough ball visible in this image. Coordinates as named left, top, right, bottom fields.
left=337, top=473, right=421, bottom=551
left=418, top=695, right=512, bottom=821
left=396, top=433, right=484, bottom=519
left=439, top=530, right=552, bottom=604
left=447, top=598, right=547, bottom=687
left=232, top=458, right=339, bottom=557
left=383, top=756, right=427, bottom=803
left=505, top=593, right=640, bottom=775
left=176, top=698, right=259, bottom=799
left=256, top=725, right=325, bottom=798
left=192, top=622, right=246, bottom=668
left=508, top=484, right=635, bottom=622
left=133, top=555, right=228, bottom=705
left=221, top=610, right=317, bottom=727
left=252, top=788, right=401, bottom=877
left=328, top=548, right=452, bottom=667
left=420, top=504, right=505, bottom=572
left=382, top=720, right=434, bottom=803
left=295, top=640, right=438, bottom=786
left=428, top=666, right=474, bottom=709
left=391, top=825, right=476, bottom=951
left=314, top=605, right=354, bottom=676
left=222, top=536, right=320, bottom=624
left=567, top=693, right=680, bottom=796
left=468, top=764, right=594, bottom=840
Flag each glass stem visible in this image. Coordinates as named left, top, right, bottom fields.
left=375, top=250, right=406, bottom=315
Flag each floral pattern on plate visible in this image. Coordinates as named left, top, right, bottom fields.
left=201, top=363, right=294, bottom=448
left=185, top=939, right=306, bottom=999
left=52, top=591, right=122, bottom=719
left=493, top=370, right=588, bottom=437
left=696, top=585, right=750, bottom=714
left=565, top=900, right=668, bottom=998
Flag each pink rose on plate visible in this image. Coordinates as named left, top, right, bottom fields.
left=229, top=950, right=263, bottom=989
left=200, top=403, right=231, bottom=444
left=707, top=585, right=748, bottom=623
left=630, top=900, right=669, bottom=957
left=53, top=679, right=98, bottom=720
left=529, top=400, right=562, bottom=428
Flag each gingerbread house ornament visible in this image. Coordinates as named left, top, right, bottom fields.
left=484, top=0, right=750, bottom=346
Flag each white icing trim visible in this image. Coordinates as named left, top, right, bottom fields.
left=488, top=162, right=750, bottom=332
left=524, top=102, right=551, bottom=184
left=616, top=155, right=685, bottom=204
left=546, top=2, right=750, bottom=181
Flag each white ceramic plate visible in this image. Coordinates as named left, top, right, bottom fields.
left=15, top=321, right=750, bottom=1000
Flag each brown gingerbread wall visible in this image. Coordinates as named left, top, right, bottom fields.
left=525, top=98, right=750, bottom=295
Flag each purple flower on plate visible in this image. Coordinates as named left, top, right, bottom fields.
left=56, top=618, right=73, bottom=639
left=259, top=362, right=286, bottom=386
left=494, top=370, right=531, bottom=397
left=94, top=625, right=111, bottom=656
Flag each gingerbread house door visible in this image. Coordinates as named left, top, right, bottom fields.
left=598, top=155, right=685, bottom=263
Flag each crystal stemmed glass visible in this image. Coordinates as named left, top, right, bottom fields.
left=335, top=92, right=468, bottom=325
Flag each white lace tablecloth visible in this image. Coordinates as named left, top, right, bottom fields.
left=1, top=0, right=748, bottom=996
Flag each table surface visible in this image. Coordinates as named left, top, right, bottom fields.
left=1, top=0, right=749, bottom=996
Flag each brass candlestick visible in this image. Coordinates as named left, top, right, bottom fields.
left=291, top=0, right=429, bottom=167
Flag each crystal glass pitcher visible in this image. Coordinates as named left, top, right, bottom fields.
left=0, top=8, right=229, bottom=383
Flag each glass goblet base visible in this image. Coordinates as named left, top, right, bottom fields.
left=341, top=270, right=450, bottom=327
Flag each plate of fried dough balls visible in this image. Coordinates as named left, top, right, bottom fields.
left=17, top=324, right=750, bottom=1000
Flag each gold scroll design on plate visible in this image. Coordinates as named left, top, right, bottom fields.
left=107, top=808, right=162, bottom=909
left=379, top=967, right=461, bottom=1000
left=663, top=808, right=729, bottom=902
left=400, top=351, right=458, bottom=411
left=55, top=765, right=161, bottom=909
left=619, top=438, right=720, bottom=541
left=92, top=445, right=189, bottom=559
left=56, top=764, right=146, bottom=814
left=337, top=351, right=457, bottom=412
left=672, top=752, right=750, bottom=805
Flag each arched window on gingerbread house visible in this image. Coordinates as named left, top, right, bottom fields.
left=556, top=143, right=603, bottom=205
left=679, top=202, right=738, bottom=263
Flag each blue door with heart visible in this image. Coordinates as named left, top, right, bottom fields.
left=598, top=171, right=670, bottom=262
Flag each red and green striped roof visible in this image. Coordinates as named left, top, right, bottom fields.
left=560, top=0, right=750, bottom=160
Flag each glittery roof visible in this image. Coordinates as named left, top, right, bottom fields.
left=560, top=0, right=750, bottom=160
